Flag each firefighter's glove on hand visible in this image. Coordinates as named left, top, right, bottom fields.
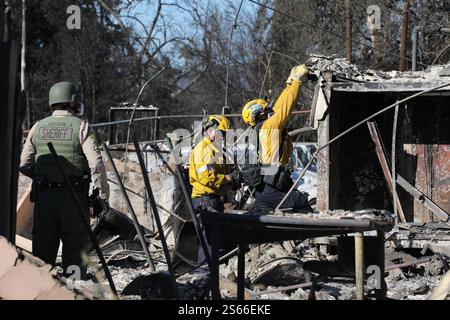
left=286, top=64, right=308, bottom=84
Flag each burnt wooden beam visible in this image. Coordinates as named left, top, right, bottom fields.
left=367, top=121, right=406, bottom=223
left=396, top=175, right=450, bottom=223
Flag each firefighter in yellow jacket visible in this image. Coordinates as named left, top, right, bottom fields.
left=241, top=64, right=311, bottom=212
left=189, top=115, right=236, bottom=213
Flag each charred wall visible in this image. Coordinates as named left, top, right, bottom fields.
left=322, top=90, right=450, bottom=222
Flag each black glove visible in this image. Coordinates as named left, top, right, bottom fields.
left=229, top=171, right=243, bottom=190
left=89, top=188, right=109, bottom=217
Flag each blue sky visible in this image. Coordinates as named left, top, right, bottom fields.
left=120, top=0, right=258, bottom=65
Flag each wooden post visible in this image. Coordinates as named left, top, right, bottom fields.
left=399, top=0, right=409, bottom=71
left=344, top=0, right=352, bottom=62
left=355, top=232, right=365, bottom=300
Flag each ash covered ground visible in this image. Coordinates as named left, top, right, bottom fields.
left=76, top=223, right=449, bottom=300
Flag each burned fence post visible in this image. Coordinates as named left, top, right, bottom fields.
left=46, top=142, right=118, bottom=297
left=102, top=143, right=156, bottom=271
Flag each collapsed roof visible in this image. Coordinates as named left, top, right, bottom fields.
left=306, top=54, right=450, bottom=93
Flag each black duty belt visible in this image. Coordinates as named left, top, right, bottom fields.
left=39, top=176, right=90, bottom=189
left=47, top=181, right=66, bottom=188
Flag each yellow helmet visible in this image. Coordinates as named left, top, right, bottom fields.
left=241, top=99, right=268, bottom=127
left=206, top=115, right=231, bottom=131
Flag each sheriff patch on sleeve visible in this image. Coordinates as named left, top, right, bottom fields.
left=38, top=127, right=73, bottom=140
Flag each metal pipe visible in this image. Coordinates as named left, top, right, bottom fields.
left=275, top=82, right=450, bottom=211
left=109, top=139, right=166, bottom=147
left=165, top=137, right=212, bottom=269
left=92, top=110, right=311, bottom=129
left=288, top=126, right=316, bottom=137
left=219, top=247, right=238, bottom=262
left=132, top=131, right=174, bottom=276
left=392, top=103, right=399, bottom=222
left=354, top=232, right=365, bottom=300
left=46, top=142, right=118, bottom=296
left=385, top=256, right=434, bottom=271
left=102, top=143, right=156, bottom=271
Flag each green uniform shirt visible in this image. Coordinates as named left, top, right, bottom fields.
left=20, top=110, right=110, bottom=199
left=33, top=113, right=89, bottom=182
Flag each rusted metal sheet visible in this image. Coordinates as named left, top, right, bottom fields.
left=411, top=143, right=448, bottom=222
left=433, top=144, right=450, bottom=217
left=411, top=144, right=450, bottom=223
left=414, top=145, right=433, bottom=222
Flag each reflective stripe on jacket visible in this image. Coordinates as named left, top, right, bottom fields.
left=189, top=137, right=229, bottom=198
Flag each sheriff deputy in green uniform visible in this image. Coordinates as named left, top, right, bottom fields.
left=19, top=81, right=110, bottom=278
